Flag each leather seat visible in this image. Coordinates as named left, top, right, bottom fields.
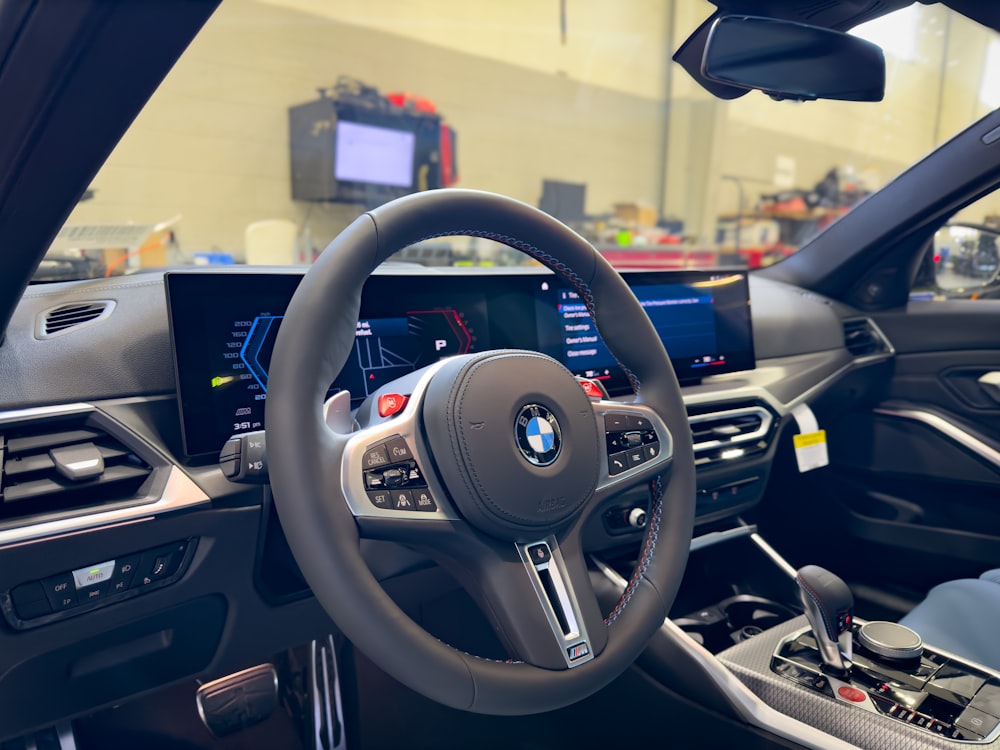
left=899, top=569, right=1000, bottom=670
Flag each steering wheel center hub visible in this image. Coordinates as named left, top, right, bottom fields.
left=422, top=351, right=601, bottom=540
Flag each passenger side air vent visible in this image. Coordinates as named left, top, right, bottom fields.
left=0, top=414, right=153, bottom=524
left=687, top=403, right=776, bottom=469
left=842, top=317, right=891, bottom=357
left=36, top=300, right=115, bottom=339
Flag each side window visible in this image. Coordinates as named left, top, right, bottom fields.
left=913, top=195, right=1000, bottom=301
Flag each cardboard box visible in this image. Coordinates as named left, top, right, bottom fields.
left=613, top=202, right=658, bottom=228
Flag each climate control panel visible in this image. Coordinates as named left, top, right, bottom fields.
left=2, top=538, right=195, bottom=629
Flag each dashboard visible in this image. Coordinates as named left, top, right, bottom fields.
left=0, top=263, right=885, bottom=740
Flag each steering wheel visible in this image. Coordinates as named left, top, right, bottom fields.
left=266, top=189, right=695, bottom=715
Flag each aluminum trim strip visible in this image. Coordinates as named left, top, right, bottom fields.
left=750, top=532, right=798, bottom=579
left=518, top=538, right=594, bottom=669
left=0, top=402, right=210, bottom=547
left=689, top=406, right=773, bottom=453
left=689, top=524, right=756, bottom=552
left=0, top=466, right=209, bottom=548
left=873, top=407, right=1000, bottom=469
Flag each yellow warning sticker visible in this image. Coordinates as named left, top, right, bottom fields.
left=793, top=430, right=827, bottom=449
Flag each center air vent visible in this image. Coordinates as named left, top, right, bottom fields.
left=843, top=317, right=891, bottom=357
left=37, top=300, right=115, bottom=339
left=688, top=404, right=775, bottom=469
left=0, top=415, right=153, bottom=524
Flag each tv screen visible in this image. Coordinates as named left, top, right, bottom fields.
left=334, top=120, right=415, bottom=188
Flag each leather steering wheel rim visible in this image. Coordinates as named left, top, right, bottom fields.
left=266, top=189, right=695, bottom=715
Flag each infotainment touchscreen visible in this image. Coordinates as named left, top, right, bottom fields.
left=534, top=271, right=755, bottom=393
left=166, top=269, right=753, bottom=457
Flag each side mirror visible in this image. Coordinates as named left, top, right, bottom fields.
left=924, top=223, right=1000, bottom=298
left=702, top=15, right=885, bottom=102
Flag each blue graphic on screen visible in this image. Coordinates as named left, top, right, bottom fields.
left=558, top=284, right=718, bottom=376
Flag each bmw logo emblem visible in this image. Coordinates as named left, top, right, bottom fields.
left=515, top=404, right=562, bottom=466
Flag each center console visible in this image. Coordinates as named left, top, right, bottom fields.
left=597, top=526, right=1000, bottom=749
left=771, top=621, right=1000, bottom=743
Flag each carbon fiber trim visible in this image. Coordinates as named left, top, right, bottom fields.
left=719, top=617, right=1000, bottom=750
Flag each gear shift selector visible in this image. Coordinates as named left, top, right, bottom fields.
left=796, top=565, right=854, bottom=674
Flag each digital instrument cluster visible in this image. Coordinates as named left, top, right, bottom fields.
left=167, top=269, right=754, bottom=457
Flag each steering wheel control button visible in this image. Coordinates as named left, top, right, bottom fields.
left=367, top=490, right=392, bottom=509
left=412, top=489, right=436, bottom=511
left=381, top=467, right=408, bottom=488
left=625, top=414, right=653, bottom=432
left=608, top=451, right=628, bottom=475
left=362, top=444, right=391, bottom=470
left=377, top=393, right=409, bottom=418
left=604, top=413, right=628, bottom=432
left=578, top=379, right=604, bottom=399
left=392, top=490, right=415, bottom=510
left=625, top=448, right=645, bottom=468
left=384, top=437, right=413, bottom=462
left=603, top=414, right=662, bottom=477
left=623, top=432, right=642, bottom=449
left=526, top=544, right=551, bottom=566
left=514, top=404, right=563, bottom=467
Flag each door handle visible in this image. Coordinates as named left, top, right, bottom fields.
left=979, top=371, right=1000, bottom=404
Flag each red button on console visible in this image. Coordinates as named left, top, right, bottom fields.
left=377, top=394, right=409, bottom=418
left=838, top=686, right=867, bottom=703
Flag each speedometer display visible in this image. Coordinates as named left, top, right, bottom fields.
left=168, top=272, right=488, bottom=456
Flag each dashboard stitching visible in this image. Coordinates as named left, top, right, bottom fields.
left=412, top=230, right=641, bottom=394
left=605, top=475, right=663, bottom=624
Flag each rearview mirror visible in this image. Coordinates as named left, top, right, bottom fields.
left=702, top=15, right=885, bottom=102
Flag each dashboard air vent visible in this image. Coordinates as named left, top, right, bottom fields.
left=37, top=300, right=115, bottom=339
left=0, top=415, right=153, bottom=523
left=842, top=318, right=890, bottom=357
left=687, top=404, right=775, bottom=469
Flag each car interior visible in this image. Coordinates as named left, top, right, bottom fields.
left=0, top=1, right=999, bottom=748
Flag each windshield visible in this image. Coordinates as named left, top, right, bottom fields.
left=43, top=0, right=1000, bottom=281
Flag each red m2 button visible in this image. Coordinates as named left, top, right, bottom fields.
left=378, top=394, right=408, bottom=418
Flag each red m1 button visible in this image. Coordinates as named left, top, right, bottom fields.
left=377, top=394, right=409, bottom=418
left=578, top=379, right=603, bottom=398
left=838, top=686, right=867, bottom=703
